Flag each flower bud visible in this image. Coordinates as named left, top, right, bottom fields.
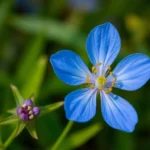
left=23, top=99, right=34, bottom=107
left=33, top=107, right=40, bottom=116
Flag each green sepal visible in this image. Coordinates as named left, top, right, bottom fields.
left=40, top=101, right=64, bottom=117
left=0, top=115, right=18, bottom=126
left=26, top=120, right=38, bottom=139
left=15, top=121, right=25, bottom=137
left=29, top=94, right=35, bottom=102
left=10, top=84, right=24, bottom=105
left=7, top=108, right=16, bottom=115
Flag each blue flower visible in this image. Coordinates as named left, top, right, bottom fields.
left=50, top=22, right=150, bottom=132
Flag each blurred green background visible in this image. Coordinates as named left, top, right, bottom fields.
left=0, top=0, right=150, bottom=149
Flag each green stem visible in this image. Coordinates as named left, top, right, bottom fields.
left=4, top=127, right=17, bottom=148
left=51, top=121, right=74, bottom=150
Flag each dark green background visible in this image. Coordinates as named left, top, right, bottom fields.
left=0, top=0, right=150, bottom=149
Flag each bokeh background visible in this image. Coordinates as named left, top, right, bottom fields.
left=0, top=0, right=150, bottom=149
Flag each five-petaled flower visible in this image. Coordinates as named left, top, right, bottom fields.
left=50, top=22, right=150, bottom=132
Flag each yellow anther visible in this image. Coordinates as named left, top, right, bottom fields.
left=92, top=66, right=96, bottom=71
left=29, top=111, right=33, bottom=115
left=22, top=104, right=26, bottom=108
left=107, top=66, right=111, bottom=70
left=99, top=87, right=103, bottom=90
left=94, top=69, right=98, bottom=73
left=108, top=88, right=112, bottom=92
left=97, top=62, right=102, bottom=66
left=90, top=85, right=94, bottom=89
left=105, top=90, right=109, bottom=94
left=27, top=106, right=32, bottom=111
left=112, top=82, right=115, bottom=87
left=29, top=115, right=34, bottom=120
left=86, top=79, right=90, bottom=83
left=86, top=75, right=90, bottom=79
left=114, top=77, right=117, bottom=82
left=109, top=72, right=113, bottom=75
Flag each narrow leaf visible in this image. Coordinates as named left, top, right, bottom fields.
left=4, top=121, right=25, bottom=148
left=0, top=0, right=13, bottom=31
left=0, top=127, right=3, bottom=148
left=7, top=108, right=16, bottom=115
left=60, top=123, right=103, bottom=150
left=40, top=101, right=64, bottom=117
left=15, top=121, right=25, bottom=137
left=26, top=121, right=38, bottom=139
left=10, top=84, right=24, bottom=105
left=16, top=34, right=46, bottom=83
left=9, top=16, right=85, bottom=50
left=29, top=94, right=35, bottom=103
left=21, top=56, right=47, bottom=100
left=0, top=116, right=18, bottom=126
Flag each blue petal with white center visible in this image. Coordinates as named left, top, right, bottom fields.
left=50, top=50, right=92, bottom=86
left=113, top=53, right=150, bottom=91
left=86, top=22, right=121, bottom=69
left=100, top=91, right=138, bottom=132
left=64, top=88, right=97, bottom=122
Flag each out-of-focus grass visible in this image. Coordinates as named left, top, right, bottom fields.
left=0, top=0, right=150, bottom=149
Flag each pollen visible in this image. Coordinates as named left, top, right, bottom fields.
left=99, top=87, right=103, bottom=90
left=22, top=104, right=26, bottom=108
left=90, top=85, right=94, bottom=89
left=29, top=111, right=33, bottom=115
left=86, top=75, right=90, bottom=83
left=109, top=72, right=113, bottom=75
left=27, top=106, right=32, bottom=111
left=107, top=66, right=111, bottom=70
left=105, top=90, right=109, bottom=94
left=97, top=62, right=102, bottom=66
left=114, top=77, right=117, bottom=82
left=94, top=69, right=98, bottom=73
left=86, top=79, right=90, bottom=83
left=108, top=88, right=112, bottom=92
left=112, top=82, right=115, bottom=86
left=92, top=66, right=96, bottom=71
left=29, top=115, right=34, bottom=120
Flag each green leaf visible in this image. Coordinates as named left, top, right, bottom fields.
left=9, top=16, right=85, bottom=50
left=10, top=84, right=24, bottom=105
left=0, top=115, right=18, bottom=126
left=4, top=121, right=25, bottom=148
left=16, top=34, right=46, bottom=83
left=7, top=108, right=16, bottom=115
left=0, top=127, right=3, bottom=149
left=0, top=0, right=13, bottom=32
left=15, top=121, right=25, bottom=137
left=21, top=56, right=47, bottom=100
left=40, top=101, right=64, bottom=117
left=60, top=123, right=103, bottom=150
left=29, top=94, right=35, bottom=103
left=26, top=121, right=38, bottom=139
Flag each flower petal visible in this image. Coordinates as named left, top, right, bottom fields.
left=86, top=22, right=121, bottom=69
left=100, top=91, right=138, bottom=132
left=113, top=53, right=150, bottom=91
left=50, top=50, right=92, bottom=86
left=64, top=88, right=97, bottom=122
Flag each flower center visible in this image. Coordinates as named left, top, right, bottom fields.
left=85, top=63, right=118, bottom=94
left=95, top=76, right=106, bottom=90
left=97, top=76, right=106, bottom=85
